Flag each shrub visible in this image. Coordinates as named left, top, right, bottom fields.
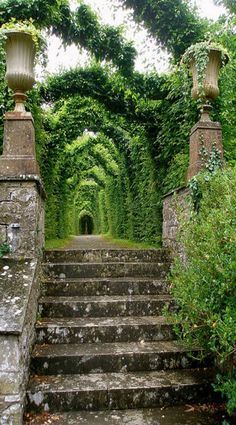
left=169, top=166, right=236, bottom=416
left=0, top=242, right=11, bottom=257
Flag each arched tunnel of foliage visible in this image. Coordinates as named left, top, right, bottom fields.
left=79, top=213, right=94, bottom=235
left=1, top=0, right=236, bottom=245
left=0, top=0, right=136, bottom=75
left=38, top=92, right=163, bottom=243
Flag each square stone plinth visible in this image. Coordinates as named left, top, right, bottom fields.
left=0, top=176, right=45, bottom=258
left=187, top=120, right=223, bottom=181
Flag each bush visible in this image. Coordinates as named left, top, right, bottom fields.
left=169, top=166, right=236, bottom=416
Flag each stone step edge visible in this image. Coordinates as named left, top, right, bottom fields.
left=32, top=340, right=203, bottom=357
left=26, top=368, right=216, bottom=412
left=44, top=249, right=169, bottom=259
left=44, top=262, right=169, bottom=267
left=27, top=368, right=216, bottom=392
left=43, top=277, right=168, bottom=283
left=27, top=368, right=215, bottom=393
left=35, top=316, right=175, bottom=344
left=35, top=315, right=173, bottom=327
left=39, top=294, right=173, bottom=303
left=24, top=405, right=224, bottom=425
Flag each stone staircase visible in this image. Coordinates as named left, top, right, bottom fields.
left=25, top=248, right=215, bottom=423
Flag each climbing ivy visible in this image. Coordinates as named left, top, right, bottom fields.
left=0, top=0, right=136, bottom=74
left=214, top=0, right=236, bottom=14
left=119, top=0, right=208, bottom=60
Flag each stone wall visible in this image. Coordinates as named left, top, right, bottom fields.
left=0, top=259, right=42, bottom=424
left=0, top=176, right=45, bottom=258
left=162, top=187, right=190, bottom=255
left=0, top=175, right=45, bottom=424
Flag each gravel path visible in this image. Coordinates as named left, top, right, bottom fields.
left=64, top=235, right=130, bottom=250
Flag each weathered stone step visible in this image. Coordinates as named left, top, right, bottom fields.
left=35, top=316, right=174, bottom=344
left=26, top=368, right=215, bottom=413
left=39, top=295, right=174, bottom=318
left=44, top=262, right=169, bottom=279
left=42, top=277, right=169, bottom=297
left=45, top=249, right=169, bottom=264
left=31, top=341, right=207, bottom=375
left=24, top=405, right=224, bottom=425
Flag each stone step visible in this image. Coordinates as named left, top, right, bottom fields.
left=31, top=341, right=208, bottom=375
left=35, top=316, right=175, bottom=344
left=26, top=368, right=215, bottom=413
left=44, top=262, right=169, bottom=279
left=42, top=277, right=169, bottom=297
left=24, top=405, right=224, bottom=425
left=39, top=295, right=175, bottom=318
left=44, top=249, right=169, bottom=264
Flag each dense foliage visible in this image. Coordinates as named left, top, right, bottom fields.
left=38, top=87, right=163, bottom=243
left=0, top=0, right=136, bottom=74
left=1, top=0, right=236, bottom=242
left=119, top=0, right=207, bottom=60
left=215, top=0, right=236, bottom=14
left=170, top=167, right=236, bottom=417
left=0, top=0, right=236, bottom=411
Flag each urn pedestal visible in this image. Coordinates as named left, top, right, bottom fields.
left=0, top=112, right=39, bottom=176
left=187, top=119, right=223, bottom=181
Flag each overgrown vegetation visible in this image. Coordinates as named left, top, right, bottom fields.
left=0, top=0, right=236, bottom=415
left=0, top=242, right=11, bottom=257
left=119, top=0, right=208, bottom=60
left=169, top=167, right=236, bottom=418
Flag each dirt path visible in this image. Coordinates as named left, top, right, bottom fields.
left=64, top=235, right=129, bottom=250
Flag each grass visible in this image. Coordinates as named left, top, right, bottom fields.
left=45, top=236, right=74, bottom=250
left=102, top=234, right=161, bottom=249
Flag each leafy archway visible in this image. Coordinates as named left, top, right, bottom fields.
left=78, top=212, right=94, bottom=235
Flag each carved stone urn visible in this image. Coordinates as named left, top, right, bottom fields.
left=5, top=31, right=36, bottom=112
left=184, top=44, right=228, bottom=181
left=190, top=48, right=226, bottom=101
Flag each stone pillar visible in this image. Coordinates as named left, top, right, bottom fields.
left=0, top=112, right=45, bottom=258
left=0, top=112, right=45, bottom=423
left=0, top=111, right=39, bottom=176
left=187, top=116, right=223, bottom=181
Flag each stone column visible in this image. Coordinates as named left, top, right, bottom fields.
left=0, top=111, right=45, bottom=258
left=187, top=113, right=223, bottom=181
